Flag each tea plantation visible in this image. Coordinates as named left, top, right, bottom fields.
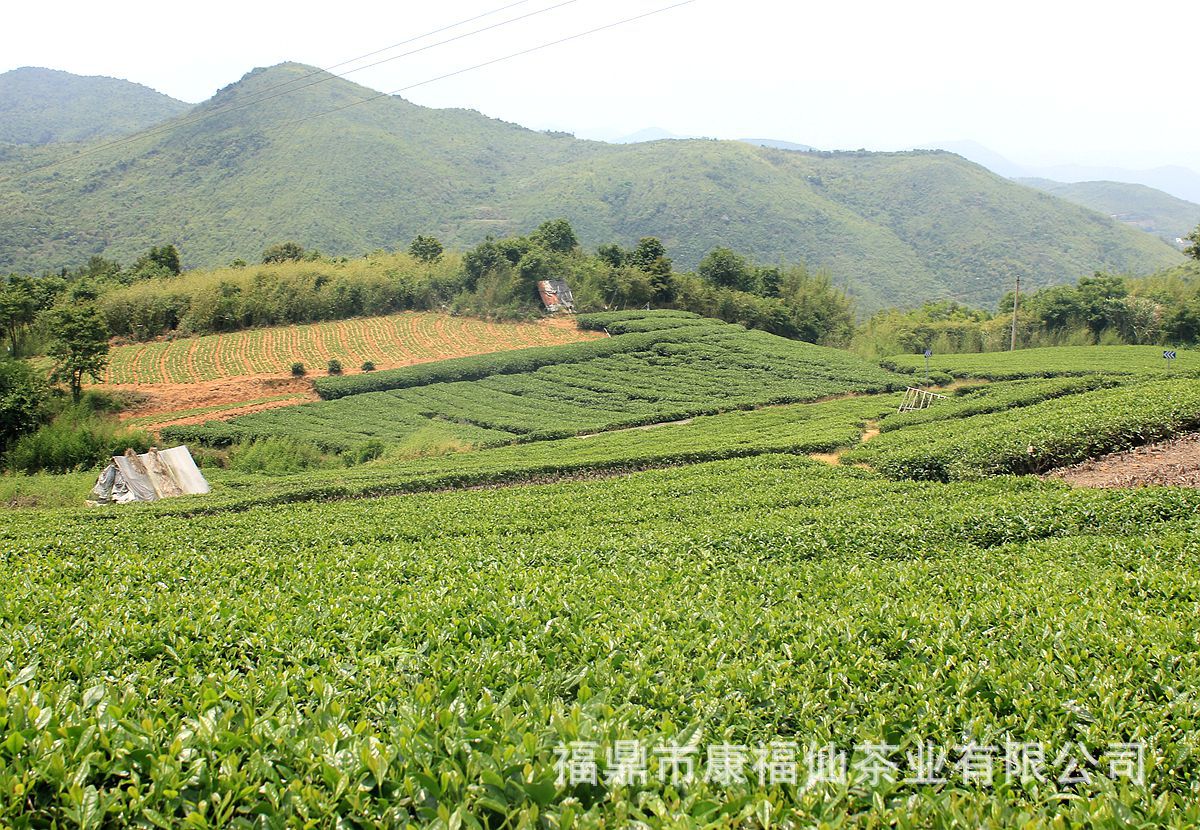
left=4, top=455, right=1200, bottom=826
left=4, top=315, right=1200, bottom=826
left=164, top=315, right=902, bottom=452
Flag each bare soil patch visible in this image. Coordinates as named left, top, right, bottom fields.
left=111, top=377, right=319, bottom=430
left=1047, top=433, right=1200, bottom=488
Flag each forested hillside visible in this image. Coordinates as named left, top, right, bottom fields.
left=1018, top=177, right=1200, bottom=247
left=0, top=67, right=190, bottom=145
left=0, top=63, right=1181, bottom=310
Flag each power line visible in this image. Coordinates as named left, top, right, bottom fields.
left=283, top=0, right=698, bottom=131
left=8, top=0, right=585, bottom=179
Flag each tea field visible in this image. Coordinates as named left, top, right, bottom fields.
left=851, top=378, right=1200, bottom=480
left=884, top=344, right=1200, bottom=380
left=4, top=455, right=1200, bottom=826
left=6, top=319, right=1200, bottom=826
left=163, top=316, right=903, bottom=451
left=102, top=312, right=600, bottom=384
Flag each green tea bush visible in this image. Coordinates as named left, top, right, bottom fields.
left=884, top=345, right=1200, bottom=379
left=852, top=378, right=1200, bottom=480
left=3, top=455, right=1200, bottom=825
left=879, top=375, right=1124, bottom=432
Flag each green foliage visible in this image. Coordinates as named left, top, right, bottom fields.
left=132, top=244, right=182, bottom=276
left=1186, top=224, right=1200, bottom=261
left=43, top=304, right=109, bottom=402
left=171, top=315, right=901, bottom=453
left=408, top=234, right=444, bottom=264
left=4, top=451, right=1200, bottom=824
left=849, top=379, right=1200, bottom=480
left=0, top=278, right=38, bottom=357
left=96, top=252, right=463, bottom=340
left=261, top=241, right=306, bottom=264
left=157, top=394, right=887, bottom=510
left=0, top=359, right=49, bottom=453
left=1020, top=178, right=1200, bottom=248
left=698, top=246, right=755, bottom=291
left=629, top=237, right=672, bottom=275
left=327, top=358, right=343, bottom=376
left=861, top=264, right=1200, bottom=356
left=290, top=361, right=305, bottom=377
left=0, top=66, right=189, bottom=145
left=0, top=63, right=1180, bottom=310
left=226, top=437, right=330, bottom=475
left=342, top=438, right=385, bottom=466
left=360, top=360, right=375, bottom=372
left=5, top=403, right=149, bottom=473
left=878, top=376, right=1124, bottom=433
left=884, top=344, right=1200, bottom=380
left=530, top=218, right=578, bottom=253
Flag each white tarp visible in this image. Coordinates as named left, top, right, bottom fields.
left=90, top=446, right=210, bottom=505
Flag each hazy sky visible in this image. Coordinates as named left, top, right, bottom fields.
left=4, top=0, right=1196, bottom=172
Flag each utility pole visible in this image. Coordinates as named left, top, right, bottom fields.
left=1010, top=273, right=1021, bottom=352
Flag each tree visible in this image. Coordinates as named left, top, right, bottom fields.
left=77, top=255, right=122, bottom=281
left=698, top=247, right=755, bottom=292
left=462, top=237, right=506, bottom=291
left=0, top=359, right=47, bottom=453
left=532, top=219, right=578, bottom=253
left=128, top=246, right=182, bottom=279
left=1186, top=224, right=1200, bottom=261
left=148, top=245, right=182, bottom=275
left=45, top=304, right=109, bottom=403
left=262, top=242, right=306, bottom=264
left=629, top=237, right=672, bottom=277
left=0, top=278, right=36, bottom=357
left=409, top=235, right=444, bottom=264
left=596, top=243, right=627, bottom=268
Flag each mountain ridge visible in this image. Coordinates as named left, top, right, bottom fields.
left=1017, top=178, right=1200, bottom=248
left=0, top=66, right=190, bottom=146
left=0, top=62, right=1182, bottom=311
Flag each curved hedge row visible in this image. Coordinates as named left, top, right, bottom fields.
left=313, top=321, right=728, bottom=400
left=850, top=378, right=1200, bottom=480
left=878, top=375, right=1125, bottom=433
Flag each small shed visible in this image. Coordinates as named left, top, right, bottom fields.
left=90, top=446, right=210, bottom=505
left=537, top=279, right=576, bottom=313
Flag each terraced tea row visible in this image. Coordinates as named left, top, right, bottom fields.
left=852, top=378, right=1200, bottom=480
left=4, top=456, right=1199, bottom=825
left=103, top=312, right=601, bottom=384
left=884, top=344, right=1199, bottom=380
left=166, top=316, right=903, bottom=451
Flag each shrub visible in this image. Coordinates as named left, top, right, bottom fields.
left=361, top=361, right=376, bottom=373
left=227, top=438, right=329, bottom=475
left=291, top=362, right=306, bottom=378
left=0, top=359, right=49, bottom=454
left=327, top=359, right=343, bottom=376
left=343, top=439, right=385, bottom=466
left=6, top=407, right=151, bottom=474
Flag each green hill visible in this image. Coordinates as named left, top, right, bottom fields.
left=0, top=66, right=190, bottom=146
left=1018, top=177, right=1200, bottom=248
left=0, top=62, right=1182, bottom=310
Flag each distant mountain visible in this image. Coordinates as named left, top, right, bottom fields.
left=0, top=67, right=190, bottom=146
left=611, top=127, right=698, bottom=143
left=0, top=63, right=1182, bottom=311
left=1018, top=178, right=1200, bottom=248
left=927, top=140, right=1200, bottom=204
left=739, top=138, right=816, bottom=152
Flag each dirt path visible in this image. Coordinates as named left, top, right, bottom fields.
left=1047, top=434, right=1200, bottom=488
left=810, top=421, right=880, bottom=466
